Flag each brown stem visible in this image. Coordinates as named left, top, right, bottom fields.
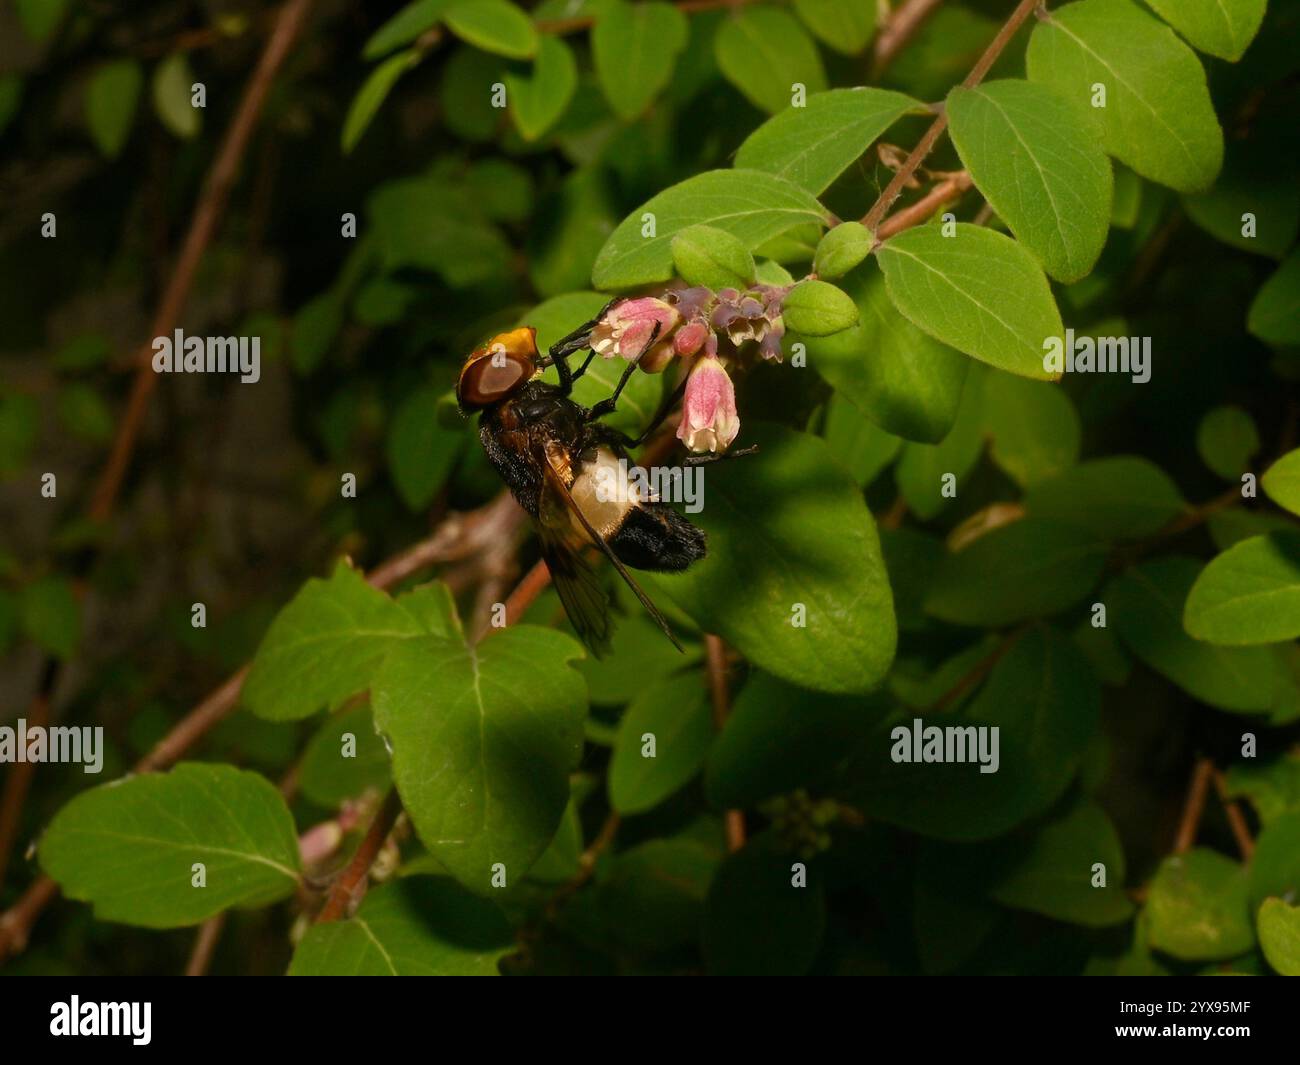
left=862, top=0, right=1042, bottom=231
left=0, top=687, right=51, bottom=893
left=90, top=0, right=318, bottom=521
left=929, top=626, right=1025, bottom=712
left=184, top=913, right=227, bottom=976
left=1174, top=757, right=1214, bottom=854
left=876, top=171, right=973, bottom=241
left=1212, top=769, right=1255, bottom=861
left=546, top=811, right=622, bottom=918
left=705, top=635, right=746, bottom=852
left=0, top=494, right=524, bottom=962
left=314, top=789, right=404, bottom=923
left=872, top=0, right=945, bottom=79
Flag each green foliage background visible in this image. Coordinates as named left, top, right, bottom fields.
left=1, top=0, right=1299, bottom=976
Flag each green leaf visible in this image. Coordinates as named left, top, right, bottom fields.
left=1196, top=404, right=1259, bottom=480
left=1023, top=456, right=1186, bottom=539
left=363, top=0, right=454, bottom=59
left=57, top=383, right=115, bottom=444
left=506, top=34, right=577, bottom=140
left=791, top=0, right=876, bottom=55
left=372, top=625, right=586, bottom=890
left=946, top=79, right=1112, bottom=283
left=291, top=294, right=344, bottom=374
left=805, top=263, right=969, bottom=444
left=288, top=877, right=512, bottom=974
left=1248, top=810, right=1300, bottom=910
left=894, top=364, right=986, bottom=515
left=39, top=763, right=300, bottom=928
left=820, top=392, right=902, bottom=487
left=1224, top=753, right=1300, bottom=827
left=1146, top=848, right=1254, bottom=961
left=591, top=169, right=828, bottom=290
left=440, top=45, right=504, bottom=141
left=588, top=837, right=720, bottom=953
left=988, top=801, right=1134, bottom=926
left=85, top=60, right=143, bottom=159
left=1106, top=557, right=1277, bottom=712
left=342, top=49, right=418, bottom=153
left=531, top=292, right=664, bottom=437
left=1262, top=448, right=1300, bottom=517
left=443, top=0, right=537, bottom=58
left=0, top=392, right=39, bottom=476
left=840, top=625, right=1100, bottom=840
left=703, top=839, right=826, bottom=975
left=152, top=53, right=201, bottom=140
left=1184, top=533, right=1300, bottom=646
left=671, top=224, right=756, bottom=289
left=782, top=279, right=857, bottom=336
left=1248, top=250, right=1300, bottom=347
left=298, top=702, right=393, bottom=808
left=875, top=223, right=1064, bottom=380
left=15, top=0, right=68, bottom=41
left=528, top=169, right=619, bottom=298
left=981, top=372, right=1081, bottom=487
left=706, top=671, right=890, bottom=809
left=714, top=7, right=827, bottom=115
left=0, top=74, right=22, bottom=137
left=369, top=177, right=511, bottom=285
left=654, top=424, right=897, bottom=694
left=19, top=575, right=80, bottom=660
left=1258, top=898, right=1300, bottom=976
left=924, top=520, right=1107, bottom=627
left=243, top=563, right=457, bottom=721
left=733, top=87, right=923, bottom=195
left=386, top=385, right=466, bottom=511
left=608, top=672, right=712, bottom=814
left=591, top=0, right=689, bottom=120
left=1025, top=0, right=1223, bottom=193
left=1182, top=135, right=1300, bottom=260
left=813, top=222, right=872, bottom=279
left=1144, top=0, right=1266, bottom=61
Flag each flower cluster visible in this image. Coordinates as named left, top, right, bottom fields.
left=587, top=284, right=790, bottom=453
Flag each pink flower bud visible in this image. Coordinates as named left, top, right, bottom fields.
left=677, top=355, right=740, bottom=453
left=673, top=319, right=710, bottom=357
left=589, top=297, right=681, bottom=361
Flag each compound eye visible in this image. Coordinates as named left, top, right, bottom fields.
left=457, top=328, right=538, bottom=409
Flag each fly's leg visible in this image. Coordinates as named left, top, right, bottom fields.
left=538, top=297, right=620, bottom=394
left=585, top=322, right=661, bottom=422
left=682, top=444, right=759, bottom=466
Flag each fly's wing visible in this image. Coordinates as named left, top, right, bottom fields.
left=541, top=451, right=685, bottom=653
left=536, top=469, right=614, bottom=657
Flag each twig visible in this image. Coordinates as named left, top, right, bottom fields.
left=1212, top=769, right=1255, bottom=861
left=90, top=0, right=317, bottom=521
left=184, top=912, right=227, bottom=976
left=862, top=0, right=1042, bottom=231
left=1174, top=757, right=1214, bottom=854
left=314, top=789, right=404, bottom=923
left=546, top=811, right=622, bottom=918
left=0, top=494, right=523, bottom=962
left=705, top=635, right=746, bottom=852
left=0, top=682, right=51, bottom=893
left=929, top=627, right=1024, bottom=712
left=872, top=0, right=945, bottom=79
left=876, top=171, right=973, bottom=241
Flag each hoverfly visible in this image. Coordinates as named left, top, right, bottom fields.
left=456, top=303, right=705, bottom=654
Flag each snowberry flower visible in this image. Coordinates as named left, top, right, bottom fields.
left=590, top=297, right=681, bottom=362
left=677, top=355, right=740, bottom=453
